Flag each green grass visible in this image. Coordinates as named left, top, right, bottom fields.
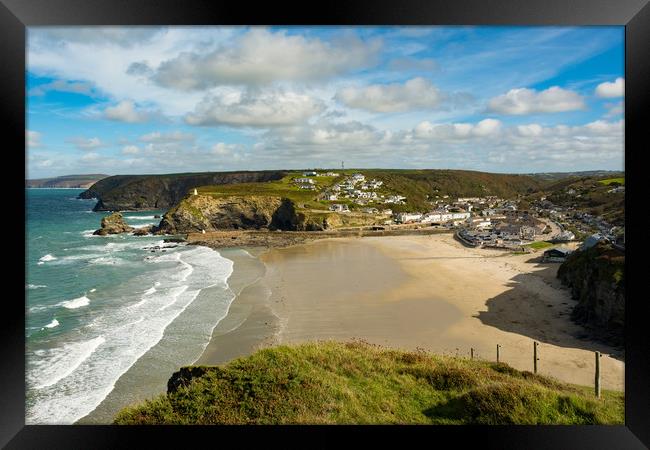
left=114, top=341, right=623, bottom=425
left=526, top=241, right=554, bottom=250
left=598, top=177, right=625, bottom=186
left=196, top=172, right=340, bottom=209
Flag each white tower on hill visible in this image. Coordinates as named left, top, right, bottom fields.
left=192, top=188, right=198, bottom=195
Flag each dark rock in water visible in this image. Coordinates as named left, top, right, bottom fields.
left=163, top=238, right=186, bottom=243
left=133, top=225, right=154, bottom=236
left=154, top=214, right=161, bottom=219
left=93, top=212, right=135, bottom=236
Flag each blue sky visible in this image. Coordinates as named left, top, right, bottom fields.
left=26, top=26, right=624, bottom=178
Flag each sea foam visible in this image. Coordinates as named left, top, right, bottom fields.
left=43, top=319, right=60, bottom=329
left=59, top=295, right=90, bottom=309
left=26, top=245, right=234, bottom=425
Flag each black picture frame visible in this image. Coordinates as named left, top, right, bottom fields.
left=4, top=0, right=648, bottom=447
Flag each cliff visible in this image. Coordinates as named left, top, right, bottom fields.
left=155, top=194, right=363, bottom=233
left=78, top=170, right=287, bottom=211
left=557, top=241, right=624, bottom=346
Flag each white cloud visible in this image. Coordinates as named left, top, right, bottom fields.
left=604, top=101, right=624, bottom=118
left=413, top=118, right=502, bottom=139
left=335, top=78, right=443, bottom=113
left=152, top=28, right=382, bottom=90
left=104, top=100, right=150, bottom=123
left=121, top=145, right=140, bottom=155
left=67, top=136, right=103, bottom=150
left=30, top=27, right=162, bottom=48
left=185, top=89, right=325, bottom=127
left=80, top=152, right=101, bottom=162
left=516, top=124, right=543, bottom=137
left=595, top=77, right=624, bottom=98
left=26, top=130, right=41, bottom=148
left=29, top=79, right=94, bottom=96
left=487, top=86, right=585, bottom=114
left=139, top=131, right=194, bottom=143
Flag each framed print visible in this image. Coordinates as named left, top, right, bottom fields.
left=3, top=0, right=649, bottom=447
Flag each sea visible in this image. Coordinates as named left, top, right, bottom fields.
left=25, top=188, right=236, bottom=424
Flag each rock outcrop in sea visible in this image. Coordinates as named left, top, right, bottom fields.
left=93, top=212, right=135, bottom=236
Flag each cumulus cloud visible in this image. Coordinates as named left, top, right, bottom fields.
left=152, top=28, right=382, bottom=90
left=335, top=78, right=444, bottom=113
left=30, top=27, right=162, bottom=48
left=66, top=136, right=103, bottom=150
left=26, top=130, right=42, bottom=148
left=487, top=86, right=585, bottom=114
left=257, top=117, right=623, bottom=172
left=413, top=118, right=502, bottom=139
left=104, top=100, right=151, bottom=123
left=29, top=79, right=94, bottom=96
left=139, top=131, right=194, bottom=143
left=121, top=145, right=140, bottom=155
left=595, top=77, right=624, bottom=98
left=185, top=89, right=325, bottom=127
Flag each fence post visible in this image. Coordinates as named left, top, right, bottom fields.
left=470, top=348, right=474, bottom=360
left=595, top=351, right=601, bottom=398
left=496, top=344, right=500, bottom=363
left=533, top=341, right=539, bottom=374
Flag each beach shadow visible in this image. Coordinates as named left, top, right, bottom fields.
left=475, top=256, right=624, bottom=361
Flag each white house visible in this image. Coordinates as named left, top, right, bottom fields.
left=327, top=194, right=338, bottom=201
left=397, top=212, right=423, bottom=223
left=303, top=171, right=317, bottom=176
left=294, top=178, right=315, bottom=184
left=329, top=204, right=350, bottom=212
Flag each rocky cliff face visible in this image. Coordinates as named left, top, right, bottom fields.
left=155, top=194, right=350, bottom=234
left=93, top=212, right=134, bottom=235
left=78, top=170, right=287, bottom=211
left=557, top=241, right=624, bottom=346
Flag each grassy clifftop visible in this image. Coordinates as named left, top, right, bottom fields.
left=115, top=341, right=622, bottom=425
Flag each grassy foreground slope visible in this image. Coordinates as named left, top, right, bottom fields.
left=115, top=341, right=622, bottom=425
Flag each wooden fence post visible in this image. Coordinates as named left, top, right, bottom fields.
left=470, top=348, right=474, bottom=360
left=533, top=341, right=539, bottom=374
left=496, top=344, right=500, bottom=363
left=595, top=351, right=601, bottom=398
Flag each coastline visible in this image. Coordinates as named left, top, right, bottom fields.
left=196, top=234, right=624, bottom=392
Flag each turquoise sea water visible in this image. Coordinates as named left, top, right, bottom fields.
left=25, top=189, right=235, bottom=424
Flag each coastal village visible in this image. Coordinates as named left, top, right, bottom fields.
left=280, top=170, right=625, bottom=260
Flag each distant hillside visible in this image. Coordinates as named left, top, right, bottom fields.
left=527, top=170, right=624, bottom=182
left=26, top=174, right=109, bottom=189
left=79, top=171, right=288, bottom=211
left=529, top=174, right=625, bottom=226
left=114, top=341, right=623, bottom=425
left=365, top=169, right=544, bottom=212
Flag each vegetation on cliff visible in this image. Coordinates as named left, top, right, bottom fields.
left=557, top=241, right=624, bottom=346
left=114, top=341, right=622, bottom=425
left=78, top=170, right=287, bottom=211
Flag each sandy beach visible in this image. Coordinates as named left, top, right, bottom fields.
left=198, top=233, right=624, bottom=391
